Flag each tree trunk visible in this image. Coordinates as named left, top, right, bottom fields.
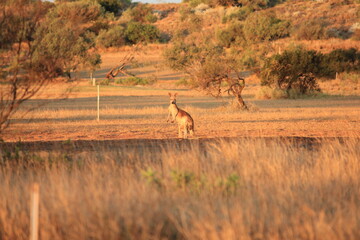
left=235, top=93, right=248, bottom=110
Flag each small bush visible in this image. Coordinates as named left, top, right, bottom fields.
left=189, top=0, right=204, bottom=8
left=96, top=25, right=126, bottom=48
left=256, top=86, right=288, bottom=99
left=175, top=77, right=190, bottom=86
left=124, top=3, right=157, bottom=23
left=323, top=48, right=360, bottom=76
left=293, top=19, right=329, bottom=40
left=145, top=13, right=157, bottom=23
left=125, top=21, right=160, bottom=44
left=216, top=21, right=244, bottom=47
left=243, top=11, right=290, bottom=42
left=178, top=7, right=203, bottom=33
left=261, top=47, right=324, bottom=96
left=351, top=29, right=360, bottom=40
left=338, top=72, right=360, bottom=84
left=99, top=78, right=111, bottom=85
left=97, top=0, right=131, bottom=15
left=115, top=76, right=150, bottom=86
left=222, top=6, right=253, bottom=23
left=86, top=21, right=109, bottom=35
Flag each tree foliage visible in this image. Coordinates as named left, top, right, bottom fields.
left=97, top=25, right=126, bottom=48
left=164, top=42, right=248, bottom=109
left=261, top=47, right=323, bottom=93
left=0, top=0, right=101, bottom=134
left=243, top=11, right=290, bottom=42
left=324, top=48, right=360, bottom=75
left=261, top=47, right=360, bottom=95
left=123, top=3, right=157, bottom=23
left=96, top=0, right=131, bottom=15
left=125, top=21, right=160, bottom=44
left=216, top=21, right=244, bottom=48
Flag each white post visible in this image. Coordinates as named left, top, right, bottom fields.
left=93, top=77, right=96, bottom=86
left=30, top=183, right=39, bottom=240
left=97, top=85, right=100, bottom=121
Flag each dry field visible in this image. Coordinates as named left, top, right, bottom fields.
left=1, top=44, right=360, bottom=240
left=2, top=81, right=360, bottom=142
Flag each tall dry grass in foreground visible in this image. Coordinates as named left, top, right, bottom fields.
left=0, top=138, right=359, bottom=240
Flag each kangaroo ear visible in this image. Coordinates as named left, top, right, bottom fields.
left=174, top=92, right=178, bottom=97
left=168, top=92, right=172, bottom=97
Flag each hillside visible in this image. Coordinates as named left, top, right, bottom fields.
left=150, top=0, right=360, bottom=53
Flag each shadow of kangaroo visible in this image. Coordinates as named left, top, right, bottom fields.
left=167, top=93, right=194, bottom=139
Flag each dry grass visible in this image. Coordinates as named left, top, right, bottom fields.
left=0, top=138, right=359, bottom=239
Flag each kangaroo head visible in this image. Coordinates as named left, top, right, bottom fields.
left=168, top=92, right=178, bottom=105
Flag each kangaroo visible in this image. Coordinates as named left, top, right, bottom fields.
left=167, top=93, right=194, bottom=139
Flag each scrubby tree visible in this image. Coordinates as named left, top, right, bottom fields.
left=0, top=0, right=101, bottom=135
left=33, top=1, right=102, bottom=78
left=261, top=47, right=324, bottom=94
left=216, top=21, right=245, bottom=47
left=243, top=11, right=290, bottom=42
left=0, top=0, right=54, bottom=134
left=125, top=21, right=160, bottom=44
left=261, top=46, right=360, bottom=97
left=96, top=0, right=131, bottom=15
left=323, top=48, right=360, bottom=75
left=164, top=42, right=248, bottom=109
left=97, top=25, right=126, bottom=48
left=123, top=3, right=157, bottom=23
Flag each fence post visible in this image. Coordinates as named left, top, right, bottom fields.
left=97, top=85, right=100, bottom=121
left=30, top=183, right=39, bottom=240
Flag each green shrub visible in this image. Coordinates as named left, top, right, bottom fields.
left=293, top=19, right=329, bottom=40
left=261, top=47, right=323, bottom=95
left=125, top=21, right=160, bottom=44
left=256, top=86, right=287, bottom=99
left=96, top=0, right=131, bottom=15
left=124, top=3, right=157, bottom=23
left=351, top=29, right=360, bottom=40
left=96, top=25, right=125, bottom=48
left=243, top=11, right=290, bottom=42
left=175, top=77, right=190, bottom=86
left=216, top=21, right=244, bottom=47
left=54, top=0, right=101, bottom=24
left=115, top=76, right=150, bottom=86
left=86, top=21, right=110, bottom=35
left=99, top=78, right=111, bottom=85
left=338, top=72, right=360, bottom=84
left=222, top=6, right=253, bottom=23
left=323, top=48, right=360, bottom=75
left=145, top=13, right=157, bottom=23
